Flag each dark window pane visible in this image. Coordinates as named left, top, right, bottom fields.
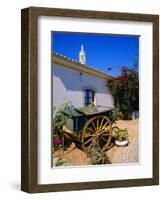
left=84, top=89, right=95, bottom=106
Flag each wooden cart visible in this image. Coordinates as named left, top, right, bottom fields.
left=61, top=106, right=116, bottom=153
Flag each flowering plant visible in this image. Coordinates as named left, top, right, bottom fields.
left=53, top=138, right=62, bottom=145
left=108, top=66, right=139, bottom=119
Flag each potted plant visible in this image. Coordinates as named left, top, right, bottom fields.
left=113, top=128, right=129, bottom=147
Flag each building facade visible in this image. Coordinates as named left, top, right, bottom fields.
left=52, top=45, right=114, bottom=110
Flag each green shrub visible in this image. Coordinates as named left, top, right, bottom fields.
left=53, top=100, right=72, bottom=130
left=55, top=158, right=65, bottom=167
left=87, top=144, right=110, bottom=165
left=112, top=105, right=124, bottom=121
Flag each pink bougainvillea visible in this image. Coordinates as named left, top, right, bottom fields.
left=107, top=66, right=139, bottom=119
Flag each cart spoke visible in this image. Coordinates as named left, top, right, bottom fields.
left=84, top=138, right=93, bottom=145
left=101, top=137, right=108, bottom=142
left=102, top=120, right=110, bottom=128
left=99, top=118, right=105, bottom=130
left=96, top=118, right=99, bottom=131
left=91, top=120, right=96, bottom=131
left=87, top=127, right=94, bottom=134
left=84, top=134, right=91, bottom=139
left=102, top=133, right=110, bottom=136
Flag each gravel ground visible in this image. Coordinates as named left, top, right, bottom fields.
left=53, top=119, right=139, bottom=166
left=106, top=119, right=139, bottom=164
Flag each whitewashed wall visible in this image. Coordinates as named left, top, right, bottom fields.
left=53, top=63, right=114, bottom=109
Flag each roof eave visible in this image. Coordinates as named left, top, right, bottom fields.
left=52, top=53, right=115, bottom=80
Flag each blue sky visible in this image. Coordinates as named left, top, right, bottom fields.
left=52, top=32, right=139, bottom=76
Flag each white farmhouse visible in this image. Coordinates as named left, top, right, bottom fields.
left=52, top=45, right=114, bottom=110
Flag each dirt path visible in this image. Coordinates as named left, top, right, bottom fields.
left=53, top=143, right=91, bottom=166
left=53, top=119, right=139, bottom=166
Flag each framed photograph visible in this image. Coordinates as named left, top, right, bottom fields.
left=21, top=7, right=159, bottom=193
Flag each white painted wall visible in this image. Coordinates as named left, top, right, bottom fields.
left=53, top=63, right=114, bottom=108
